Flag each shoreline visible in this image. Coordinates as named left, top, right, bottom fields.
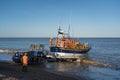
left=0, top=61, right=78, bottom=80
left=0, top=49, right=17, bottom=53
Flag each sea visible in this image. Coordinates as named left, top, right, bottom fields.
left=0, top=38, right=120, bottom=80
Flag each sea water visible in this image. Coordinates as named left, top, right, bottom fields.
left=0, top=38, right=120, bottom=80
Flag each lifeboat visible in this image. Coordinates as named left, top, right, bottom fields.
left=49, top=27, right=91, bottom=59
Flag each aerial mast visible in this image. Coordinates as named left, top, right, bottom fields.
left=68, top=24, right=70, bottom=38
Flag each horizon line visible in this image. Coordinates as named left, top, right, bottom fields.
left=0, top=37, right=120, bottom=38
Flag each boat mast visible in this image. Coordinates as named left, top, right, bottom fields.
left=68, top=24, right=70, bottom=38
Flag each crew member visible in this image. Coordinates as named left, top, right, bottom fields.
left=55, top=38, right=59, bottom=46
left=49, top=37, right=52, bottom=46
left=22, top=52, right=28, bottom=72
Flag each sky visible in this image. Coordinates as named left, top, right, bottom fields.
left=0, top=0, right=120, bottom=38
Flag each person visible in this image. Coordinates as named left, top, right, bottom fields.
left=55, top=38, right=59, bottom=46
left=49, top=37, right=52, bottom=47
left=22, top=52, right=28, bottom=72
left=83, top=43, right=87, bottom=48
left=61, top=34, right=64, bottom=40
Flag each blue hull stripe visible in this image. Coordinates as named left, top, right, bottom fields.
left=50, top=46, right=90, bottom=54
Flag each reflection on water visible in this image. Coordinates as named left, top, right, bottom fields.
left=44, top=62, right=89, bottom=80
left=44, top=62, right=120, bottom=80
left=45, top=62, right=88, bottom=72
left=0, top=53, right=13, bottom=61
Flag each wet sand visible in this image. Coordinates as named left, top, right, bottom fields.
left=0, top=61, right=77, bottom=80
